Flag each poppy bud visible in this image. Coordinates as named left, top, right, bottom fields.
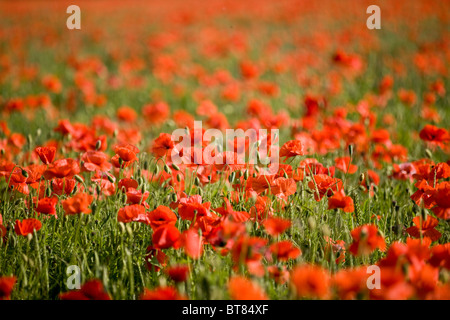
left=252, top=172, right=257, bottom=178
left=36, top=128, right=42, bottom=137
left=228, top=171, right=235, bottom=183
left=321, top=224, right=331, bottom=237
left=255, top=166, right=260, bottom=173
left=46, top=187, right=52, bottom=197
left=348, top=144, right=354, bottom=157
left=118, top=157, right=124, bottom=166
left=425, top=148, right=432, bottom=159
left=143, top=161, right=149, bottom=171
left=171, top=193, right=178, bottom=203
left=359, top=173, right=365, bottom=183
left=194, top=176, right=200, bottom=186
left=107, top=174, right=115, bottom=183
left=113, top=129, right=118, bottom=138
left=177, top=174, right=182, bottom=182
left=95, top=140, right=102, bottom=151
left=172, top=163, right=180, bottom=171
left=80, top=160, right=85, bottom=167
left=21, top=169, right=29, bottom=178
left=153, top=165, right=160, bottom=175
left=0, top=149, right=4, bottom=156
left=71, top=185, right=78, bottom=195
left=207, top=175, right=212, bottom=182
left=244, top=170, right=249, bottom=180
left=74, top=175, right=84, bottom=184
left=283, top=170, right=289, bottom=179
left=27, top=134, right=33, bottom=146
left=163, top=164, right=171, bottom=174
left=308, top=216, right=316, bottom=230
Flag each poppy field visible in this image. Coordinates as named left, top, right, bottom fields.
left=0, top=0, right=449, bottom=301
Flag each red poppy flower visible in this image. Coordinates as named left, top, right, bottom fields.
left=327, top=189, right=354, bottom=213
left=117, top=204, right=148, bottom=224
left=126, top=188, right=150, bottom=205
left=140, top=286, right=186, bottom=300
left=118, top=178, right=139, bottom=192
left=270, top=240, right=301, bottom=261
left=35, top=146, right=56, bottom=164
left=81, top=151, right=112, bottom=173
left=59, top=279, right=111, bottom=300
left=406, top=215, right=441, bottom=241
left=419, top=124, right=450, bottom=148
left=280, top=140, right=305, bottom=159
left=44, top=158, right=80, bottom=179
left=151, top=133, right=174, bottom=158
left=308, top=174, right=343, bottom=201
left=117, top=106, right=137, bottom=122
left=290, top=265, right=330, bottom=299
left=152, top=224, right=180, bottom=249
left=332, top=267, right=368, bottom=300
left=0, top=276, right=16, bottom=300
left=429, top=244, right=450, bottom=270
left=349, top=224, right=386, bottom=256
left=324, top=236, right=346, bottom=264
left=15, top=218, right=42, bottom=236
left=35, top=197, right=58, bottom=217
left=334, top=156, right=357, bottom=174
left=61, top=193, right=93, bottom=215
left=114, top=143, right=139, bottom=162
left=430, top=181, right=450, bottom=220
left=228, top=276, right=268, bottom=300
left=180, top=228, right=203, bottom=259
left=147, top=205, right=177, bottom=230
left=145, top=246, right=168, bottom=272
left=165, top=265, right=190, bottom=283
left=262, top=217, right=291, bottom=237
left=51, top=178, right=77, bottom=196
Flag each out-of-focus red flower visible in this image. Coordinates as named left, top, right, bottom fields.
left=0, top=276, right=16, bottom=300
left=179, top=228, right=203, bottom=259
left=61, top=193, right=93, bottom=215
left=269, top=240, right=301, bottom=261
left=140, top=286, right=186, bottom=300
left=117, top=106, right=137, bottom=122
left=334, top=156, right=357, bottom=174
left=290, top=265, right=330, bottom=299
left=228, top=276, right=268, bottom=300
left=324, top=236, right=346, bottom=264
left=419, top=125, right=450, bottom=148
left=59, top=279, right=111, bottom=300
left=165, top=265, right=190, bottom=283
left=349, top=224, right=386, bottom=256
left=406, top=215, right=441, bottom=241
left=262, top=217, right=291, bottom=237
left=14, top=218, right=42, bottom=236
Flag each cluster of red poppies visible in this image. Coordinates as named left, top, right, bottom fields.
left=0, top=0, right=449, bottom=300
